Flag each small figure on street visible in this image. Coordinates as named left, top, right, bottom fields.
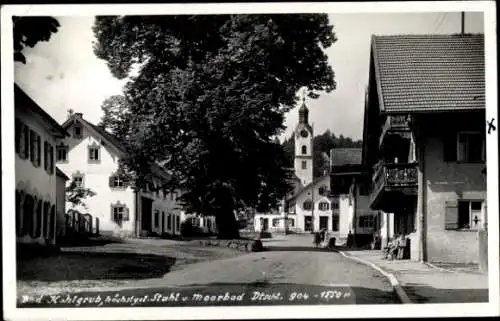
left=347, top=230, right=353, bottom=248
left=397, top=233, right=407, bottom=260
left=383, top=234, right=399, bottom=260
left=313, top=231, right=321, bottom=248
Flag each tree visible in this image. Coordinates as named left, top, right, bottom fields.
left=66, top=178, right=96, bottom=209
left=98, top=95, right=132, bottom=139
left=93, top=14, right=337, bottom=238
left=13, top=16, right=60, bottom=64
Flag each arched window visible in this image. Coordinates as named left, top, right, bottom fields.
left=303, top=199, right=313, bottom=210
left=319, top=202, right=330, bottom=211
left=301, top=145, right=307, bottom=155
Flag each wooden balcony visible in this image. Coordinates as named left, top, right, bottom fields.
left=370, top=162, right=418, bottom=212
left=379, top=115, right=412, bottom=148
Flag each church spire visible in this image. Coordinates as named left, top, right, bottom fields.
left=298, top=92, right=309, bottom=124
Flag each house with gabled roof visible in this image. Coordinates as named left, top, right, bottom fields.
left=56, top=112, right=216, bottom=238
left=329, top=148, right=377, bottom=244
left=362, top=34, right=486, bottom=263
left=14, top=83, right=70, bottom=247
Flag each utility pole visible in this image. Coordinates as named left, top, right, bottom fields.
left=461, top=12, right=465, bottom=35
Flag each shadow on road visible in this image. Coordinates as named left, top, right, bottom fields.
left=17, top=251, right=176, bottom=282
left=402, top=283, right=489, bottom=303
left=264, top=245, right=335, bottom=252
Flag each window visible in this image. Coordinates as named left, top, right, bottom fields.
left=111, top=203, right=129, bottom=227
left=29, top=130, right=41, bottom=167
left=458, top=200, right=482, bottom=229
left=272, top=218, right=280, bottom=227
left=332, top=215, right=339, bottom=231
left=88, top=146, right=100, bottom=162
left=318, top=202, right=329, bottom=211
left=301, top=145, right=307, bottom=155
left=457, top=132, right=485, bottom=163
left=445, top=200, right=483, bottom=230
left=318, top=185, right=328, bottom=196
left=176, top=215, right=180, bottom=231
left=56, top=144, right=68, bottom=162
left=359, top=215, right=374, bottom=228
left=288, top=218, right=295, bottom=227
left=44, top=141, right=54, bottom=175
left=73, top=174, right=84, bottom=188
left=301, top=161, right=307, bottom=169
left=331, top=202, right=339, bottom=210
left=303, top=199, right=313, bottom=210
left=23, top=125, right=30, bottom=159
left=109, top=174, right=127, bottom=189
left=73, top=125, right=83, bottom=139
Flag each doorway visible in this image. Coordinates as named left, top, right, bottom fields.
left=320, top=216, right=328, bottom=230
left=261, top=218, right=269, bottom=231
left=141, top=197, right=153, bottom=233
left=304, top=216, right=313, bottom=231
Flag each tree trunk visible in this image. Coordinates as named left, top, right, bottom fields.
left=215, top=208, right=240, bottom=239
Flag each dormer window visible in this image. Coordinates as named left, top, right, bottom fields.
left=73, top=124, right=83, bottom=139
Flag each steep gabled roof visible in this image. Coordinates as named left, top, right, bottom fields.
left=14, top=84, right=69, bottom=138
left=61, top=114, right=171, bottom=181
left=287, top=173, right=330, bottom=201
left=372, top=34, right=485, bottom=113
left=331, top=148, right=362, bottom=166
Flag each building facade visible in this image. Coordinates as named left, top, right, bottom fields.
left=57, top=112, right=184, bottom=238
left=14, top=84, right=70, bottom=247
left=362, top=34, right=486, bottom=263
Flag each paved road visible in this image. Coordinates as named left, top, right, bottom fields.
left=20, top=234, right=398, bottom=307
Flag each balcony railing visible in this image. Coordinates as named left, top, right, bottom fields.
left=379, top=115, right=411, bottom=147
left=371, top=162, right=418, bottom=207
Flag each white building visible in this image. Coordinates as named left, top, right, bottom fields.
left=57, top=112, right=186, bottom=238
left=14, top=84, right=69, bottom=247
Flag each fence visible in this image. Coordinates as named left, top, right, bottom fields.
left=65, top=210, right=99, bottom=237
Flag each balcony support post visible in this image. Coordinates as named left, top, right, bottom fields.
left=416, top=132, right=427, bottom=262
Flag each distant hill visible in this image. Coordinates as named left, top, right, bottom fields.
left=282, top=129, right=362, bottom=178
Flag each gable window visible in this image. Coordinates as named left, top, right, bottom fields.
left=88, top=146, right=100, bottom=163
left=318, top=202, right=329, bottom=211
left=73, top=124, right=83, bottom=139
left=56, top=144, right=69, bottom=162
left=301, top=161, right=307, bottom=169
left=111, top=202, right=129, bottom=228
left=301, top=145, right=307, bottom=155
left=303, top=199, right=313, bottom=210
left=457, top=132, right=485, bottom=163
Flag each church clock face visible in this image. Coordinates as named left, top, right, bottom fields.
left=300, top=130, right=308, bottom=138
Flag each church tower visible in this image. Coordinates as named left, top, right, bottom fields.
left=294, top=99, right=313, bottom=186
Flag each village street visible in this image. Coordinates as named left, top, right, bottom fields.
left=18, top=234, right=399, bottom=306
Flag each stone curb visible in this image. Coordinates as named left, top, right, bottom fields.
left=424, top=262, right=455, bottom=273
left=337, top=250, right=412, bottom=304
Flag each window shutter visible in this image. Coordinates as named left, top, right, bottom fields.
left=109, top=175, right=115, bottom=187
left=110, top=204, right=114, bottom=221
left=36, top=136, right=41, bottom=166
left=23, top=127, right=30, bottom=159
left=15, top=118, right=21, bottom=154
left=443, top=132, right=457, bottom=162
left=44, top=142, right=48, bottom=171
left=444, top=200, right=459, bottom=230
left=123, top=207, right=130, bottom=221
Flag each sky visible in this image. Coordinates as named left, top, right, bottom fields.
left=14, top=11, right=484, bottom=142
